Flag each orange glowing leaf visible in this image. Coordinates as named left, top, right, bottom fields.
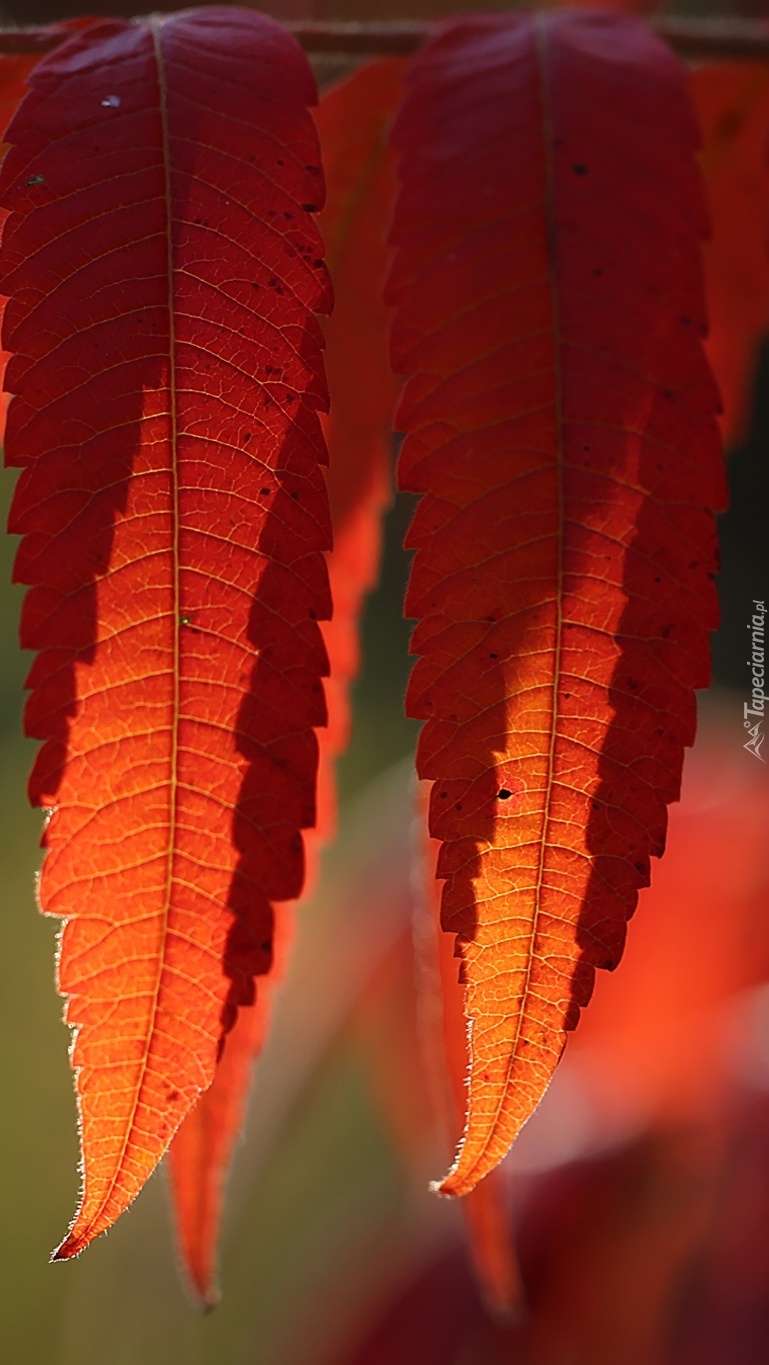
left=420, top=818, right=522, bottom=1316
left=166, top=57, right=402, bottom=1302
left=0, top=7, right=332, bottom=1257
left=388, top=11, right=725, bottom=1196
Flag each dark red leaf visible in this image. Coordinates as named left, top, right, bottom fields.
left=388, top=10, right=725, bottom=1196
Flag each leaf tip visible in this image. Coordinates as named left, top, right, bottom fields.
left=429, top=1168, right=474, bottom=1199
left=183, top=1263, right=221, bottom=1314
left=50, top=1232, right=85, bottom=1262
left=199, top=1287, right=220, bottom=1315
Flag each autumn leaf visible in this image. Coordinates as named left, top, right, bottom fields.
left=166, top=910, right=294, bottom=1308
left=167, top=56, right=403, bottom=1303
left=570, top=720, right=769, bottom=1125
left=692, top=61, right=769, bottom=450
left=0, top=6, right=332, bottom=1258
left=416, top=800, right=521, bottom=1317
left=388, top=10, right=726, bottom=1196
left=315, top=56, right=403, bottom=791
left=0, top=51, right=50, bottom=436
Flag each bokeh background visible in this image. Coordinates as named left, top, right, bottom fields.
left=0, top=2, right=768, bottom=1363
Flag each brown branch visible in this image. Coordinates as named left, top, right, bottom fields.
left=0, top=26, right=65, bottom=55
left=292, top=16, right=769, bottom=60
left=658, top=17, right=769, bottom=61
left=1, top=16, right=769, bottom=61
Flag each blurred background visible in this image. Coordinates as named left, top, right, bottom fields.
left=0, top=2, right=768, bottom=1363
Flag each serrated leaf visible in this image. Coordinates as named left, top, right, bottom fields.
left=388, top=11, right=726, bottom=1197
left=419, top=814, right=522, bottom=1316
left=0, top=6, right=332, bottom=1257
left=166, top=56, right=403, bottom=1303
left=0, top=50, right=48, bottom=434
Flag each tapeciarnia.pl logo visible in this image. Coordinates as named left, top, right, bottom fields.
left=744, top=599, right=766, bottom=762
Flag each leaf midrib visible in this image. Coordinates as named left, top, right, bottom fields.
left=464, top=13, right=565, bottom=1180
left=84, top=17, right=182, bottom=1235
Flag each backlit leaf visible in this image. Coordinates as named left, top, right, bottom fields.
left=692, top=61, right=769, bottom=450
left=419, top=819, right=522, bottom=1316
left=388, top=11, right=725, bottom=1196
left=166, top=56, right=402, bottom=1302
left=0, top=6, right=331, bottom=1257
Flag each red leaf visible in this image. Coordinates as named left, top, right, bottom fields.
left=419, top=818, right=522, bottom=1317
left=0, top=7, right=332, bottom=1258
left=388, top=11, right=725, bottom=1197
left=167, top=908, right=294, bottom=1307
left=0, top=51, right=47, bottom=435
left=316, top=57, right=403, bottom=781
left=570, top=721, right=769, bottom=1125
left=692, top=61, right=769, bottom=449
left=166, top=57, right=402, bottom=1303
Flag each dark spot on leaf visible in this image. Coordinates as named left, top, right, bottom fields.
left=302, top=203, right=318, bottom=212
left=498, top=788, right=512, bottom=801
left=572, top=163, right=588, bottom=175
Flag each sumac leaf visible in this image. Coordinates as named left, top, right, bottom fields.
left=0, top=50, right=49, bottom=434
left=166, top=57, right=403, bottom=1302
left=692, top=61, right=769, bottom=450
left=0, top=6, right=332, bottom=1257
left=388, top=11, right=726, bottom=1196
left=419, top=818, right=522, bottom=1316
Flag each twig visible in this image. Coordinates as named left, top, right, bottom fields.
left=1, top=16, right=769, bottom=61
